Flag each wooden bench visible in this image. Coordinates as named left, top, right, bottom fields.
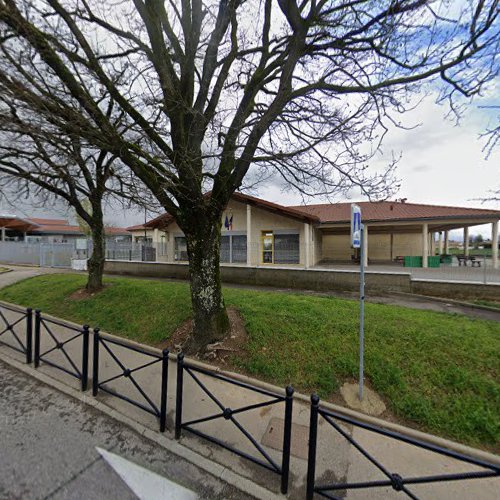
left=457, top=255, right=467, bottom=266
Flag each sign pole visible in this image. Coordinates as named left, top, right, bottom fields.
left=350, top=204, right=365, bottom=401
left=359, top=224, right=365, bottom=401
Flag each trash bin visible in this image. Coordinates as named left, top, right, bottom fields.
left=427, top=256, right=440, bottom=268
left=404, top=256, right=423, bottom=267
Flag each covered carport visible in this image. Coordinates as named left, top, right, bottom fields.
left=289, top=201, right=500, bottom=269
left=0, top=215, right=39, bottom=241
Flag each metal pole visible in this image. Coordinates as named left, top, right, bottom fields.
left=81, top=325, right=90, bottom=392
left=306, top=394, right=320, bottom=500
left=159, top=348, right=169, bottom=433
left=359, top=224, right=365, bottom=401
left=175, top=352, right=184, bottom=439
left=34, top=310, right=41, bottom=368
left=483, top=254, right=487, bottom=285
left=281, top=385, right=294, bottom=495
left=26, top=308, right=33, bottom=364
left=92, top=328, right=100, bottom=397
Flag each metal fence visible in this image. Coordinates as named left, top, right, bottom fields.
left=0, top=303, right=32, bottom=362
left=34, top=311, right=90, bottom=391
left=92, top=330, right=169, bottom=432
left=2, top=301, right=499, bottom=498
left=306, top=394, right=500, bottom=500
left=175, top=353, right=294, bottom=494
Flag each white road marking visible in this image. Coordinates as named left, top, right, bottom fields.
left=97, top=447, right=198, bottom=500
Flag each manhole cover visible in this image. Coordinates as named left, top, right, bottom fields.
left=261, top=417, right=309, bottom=460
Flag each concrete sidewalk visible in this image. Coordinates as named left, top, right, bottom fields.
left=0, top=359, right=249, bottom=500
left=0, top=304, right=498, bottom=499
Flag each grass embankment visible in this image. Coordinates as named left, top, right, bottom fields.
left=0, top=274, right=498, bottom=450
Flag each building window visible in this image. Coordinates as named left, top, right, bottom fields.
left=261, top=231, right=299, bottom=264
left=220, top=234, right=247, bottom=263
left=135, top=236, right=152, bottom=244
left=174, top=237, right=188, bottom=261
left=261, top=231, right=273, bottom=263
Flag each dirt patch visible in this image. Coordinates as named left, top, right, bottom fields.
left=157, top=306, right=248, bottom=368
left=69, top=285, right=111, bottom=301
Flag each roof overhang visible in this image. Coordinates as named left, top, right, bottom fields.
left=320, top=216, right=498, bottom=235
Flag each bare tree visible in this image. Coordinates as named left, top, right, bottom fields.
left=0, top=0, right=498, bottom=349
left=0, top=100, right=142, bottom=291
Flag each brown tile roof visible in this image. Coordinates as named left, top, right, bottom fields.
left=30, top=217, right=69, bottom=226
left=142, top=192, right=319, bottom=229
left=288, top=201, right=500, bottom=224
left=126, top=223, right=146, bottom=231
left=231, top=192, right=319, bottom=223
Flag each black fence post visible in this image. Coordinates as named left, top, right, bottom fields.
left=281, top=385, right=294, bottom=494
left=159, top=348, right=169, bottom=433
left=34, top=310, right=41, bottom=368
left=81, top=325, right=90, bottom=392
left=92, top=328, right=100, bottom=397
left=26, top=308, right=33, bottom=364
left=306, top=394, right=320, bottom=500
left=175, top=352, right=184, bottom=439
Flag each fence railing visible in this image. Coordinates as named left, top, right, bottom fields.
left=0, top=303, right=32, bottom=363
left=1, top=301, right=499, bottom=498
left=92, top=330, right=169, bottom=432
left=34, top=311, right=90, bottom=391
left=306, top=394, right=500, bottom=500
left=175, top=352, right=294, bottom=494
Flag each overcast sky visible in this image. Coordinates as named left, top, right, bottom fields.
left=2, top=94, right=498, bottom=238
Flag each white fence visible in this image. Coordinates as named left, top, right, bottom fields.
left=0, top=241, right=75, bottom=268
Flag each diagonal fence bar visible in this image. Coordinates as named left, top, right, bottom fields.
left=34, top=310, right=90, bottom=391
left=306, top=394, right=500, bottom=500
left=175, top=352, right=294, bottom=494
left=0, top=302, right=32, bottom=363
left=92, top=329, right=169, bottom=432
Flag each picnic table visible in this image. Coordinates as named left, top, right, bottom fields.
left=457, top=255, right=481, bottom=267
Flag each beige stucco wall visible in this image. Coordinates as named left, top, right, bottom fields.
left=321, top=230, right=425, bottom=262
left=392, top=233, right=422, bottom=257
left=322, top=234, right=352, bottom=261
left=156, top=199, right=310, bottom=266
left=368, top=234, right=391, bottom=260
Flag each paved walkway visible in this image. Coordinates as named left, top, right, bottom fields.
left=0, top=265, right=498, bottom=322
left=314, top=262, right=500, bottom=284
left=0, top=359, right=247, bottom=500
left=0, top=304, right=498, bottom=498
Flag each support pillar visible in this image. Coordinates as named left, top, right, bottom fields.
left=464, top=227, right=469, bottom=257
left=362, top=225, right=368, bottom=268
left=422, top=223, right=428, bottom=268
left=1, top=228, right=5, bottom=241
left=304, top=223, right=310, bottom=269
left=444, top=231, right=449, bottom=254
left=438, top=232, right=443, bottom=254
left=492, top=220, right=498, bottom=270
left=246, top=205, right=252, bottom=267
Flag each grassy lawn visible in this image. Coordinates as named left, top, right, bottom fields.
left=0, top=274, right=498, bottom=450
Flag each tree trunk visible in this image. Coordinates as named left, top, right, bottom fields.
left=86, top=218, right=105, bottom=292
left=185, top=223, right=230, bottom=352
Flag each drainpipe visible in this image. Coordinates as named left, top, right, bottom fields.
left=422, top=223, right=428, bottom=268
left=492, top=220, right=498, bottom=270
left=304, top=223, right=310, bottom=269
left=246, top=205, right=252, bottom=267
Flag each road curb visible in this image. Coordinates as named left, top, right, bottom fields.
left=392, top=291, right=500, bottom=313
left=0, top=350, right=281, bottom=500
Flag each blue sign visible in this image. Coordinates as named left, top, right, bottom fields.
left=351, top=204, right=362, bottom=248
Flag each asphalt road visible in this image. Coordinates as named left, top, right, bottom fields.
left=0, top=359, right=250, bottom=500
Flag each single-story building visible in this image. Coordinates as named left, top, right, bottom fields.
left=126, top=193, right=500, bottom=269
left=0, top=215, right=131, bottom=243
